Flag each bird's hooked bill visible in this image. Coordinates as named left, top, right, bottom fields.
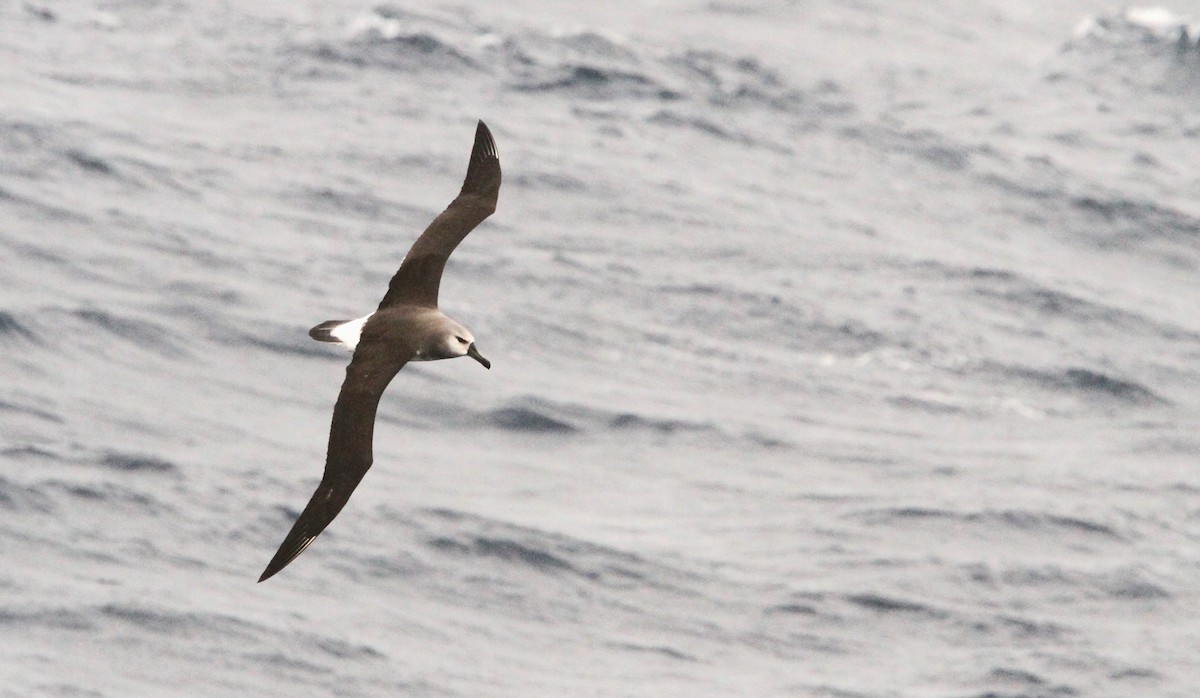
left=467, top=343, right=491, bottom=369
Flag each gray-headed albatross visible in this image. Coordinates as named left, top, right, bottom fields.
left=259, top=120, right=501, bottom=582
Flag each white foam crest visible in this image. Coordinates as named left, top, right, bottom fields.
left=1124, top=7, right=1185, bottom=35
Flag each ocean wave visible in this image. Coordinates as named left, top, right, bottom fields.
left=1072, top=7, right=1200, bottom=49
left=843, top=592, right=948, bottom=619
left=471, top=395, right=720, bottom=440
left=484, top=405, right=577, bottom=433
left=1, top=449, right=179, bottom=518
left=99, top=451, right=179, bottom=475
left=509, top=170, right=588, bottom=192
left=980, top=509, right=1124, bottom=538
left=1058, top=367, right=1168, bottom=404
left=1, top=444, right=180, bottom=479
left=63, top=148, right=115, bottom=176
left=0, top=398, right=61, bottom=423
left=861, top=506, right=1125, bottom=540
left=45, top=480, right=168, bottom=514
left=507, top=37, right=832, bottom=113
left=0, top=606, right=95, bottom=631
left=335, top=549, right=428, bottom=581
left=234, top=329, right=333, bottom=359
left=646, top=109, right=780, bottom=150
left=840, top=124, right=984, bottom=172
left=1069, top=194, right=1200, bottom=248
left=510, top=61, right=677, bottom=100
left=428, top=535, right=576, bottom=573
left=240, top=651, right=326, bottom=675
left=987, top=614, right=1070, bottom=640
left=0, top=311, right=39, bottom=343
left=606, top=641, right=696, bottom=662
left=1102, top=568, right=1170, bottom=599
left=763, top=601, right=819, bottom=616
left=0, top=444, right=59, bottom=460
left=500, top=29, right=679, bottom=100
left=607, top=412, right=710, bottom=435
left=0, top=183, right=91, bottom=224
left=293, top=11, right=826, bottom=115
left=313, top=32, right=475, bottom=72
left=982, top=563, right=1171, bottom=602
left=668, top=49, right=805, bottom=110
left=310, top=636, right=386, bottom=660
left=419, top=508, right=680, bottom=589
left=69, top=308, right=188, bottom=358
left=886, top=393, right=978, bottom=416
left=0, top=117, right=140, bottom=196
left=0, top=476, right=56, bottom=513
left=1053, top=7, right=1200, bottom=102
left=968, top=666, right=1078, bottom=698
left=286, top=184, right=426, bottom=224
left=649, top=281, right=884, bottom=356
left=917, top=260, right=1200, bottom=342
left=961, top=147, right=1199, bottom=265
left=100, top=603, right=262, bottom=639
left=998, top=364, right=1168, bottom=406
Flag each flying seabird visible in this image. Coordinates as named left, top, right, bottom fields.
left=258, top=120, right=501, bottom=583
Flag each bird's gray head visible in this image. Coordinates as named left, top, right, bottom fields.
left=427, top=321, right=490, bottom=369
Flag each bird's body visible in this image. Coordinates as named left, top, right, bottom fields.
left=259, top=121, right=501, bottom=583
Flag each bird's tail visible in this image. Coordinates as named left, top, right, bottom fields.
left=309, top=320, right=348, bottom=343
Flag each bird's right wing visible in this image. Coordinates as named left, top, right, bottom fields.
left=258, top=339, right=410, bottom=582
left=377, top=120, right=501, bottom=310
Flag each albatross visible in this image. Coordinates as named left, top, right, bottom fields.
left=259, top=120, right=501, bottom=582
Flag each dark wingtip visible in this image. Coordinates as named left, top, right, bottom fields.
left=473, top=120, right=497, bottom=160
left=460, top=120, right=500, bottom=197
left=258, top=551, right=289, bottom=583
left=258, top=526, right=322, bottom=583
left=257, top=540, right=306, bottom=583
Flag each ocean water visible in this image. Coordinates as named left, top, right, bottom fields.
left=3, top=1, right=1200, bottom=696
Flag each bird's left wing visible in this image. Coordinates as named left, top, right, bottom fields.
left=258, top=338, right=410, bottom=582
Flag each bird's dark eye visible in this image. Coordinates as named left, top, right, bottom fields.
left=456, top=336, right=468, bottom=344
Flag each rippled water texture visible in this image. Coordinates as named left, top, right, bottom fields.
left=3, top=2, right=1200, bottom=696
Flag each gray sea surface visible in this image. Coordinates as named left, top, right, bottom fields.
left=3, top=1, right=1200, bottom=696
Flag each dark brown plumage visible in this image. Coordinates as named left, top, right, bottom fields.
left=259, top=121, right=501, bottom=583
